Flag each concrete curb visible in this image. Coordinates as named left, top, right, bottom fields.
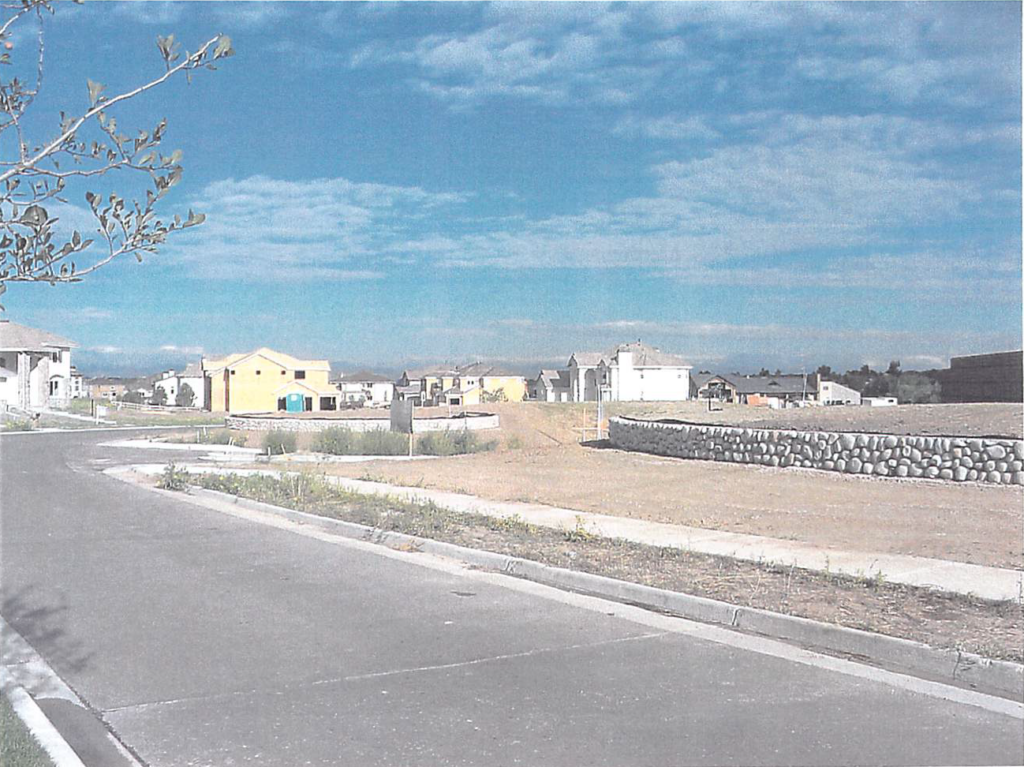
left=179, top=483, right=1023, bottom=701
left=1, top=677, right=87, bottom=767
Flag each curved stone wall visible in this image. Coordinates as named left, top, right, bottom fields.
left=226, top=412, right=500, bottom=434
left=608, top=417, right=1024, bottom=486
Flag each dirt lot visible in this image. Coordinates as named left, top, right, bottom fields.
left=179, top=470, right=1023, bottom=662
left=218, top=401, right=1024, bottom=570
left=314, top=441, right=1022, bottom=570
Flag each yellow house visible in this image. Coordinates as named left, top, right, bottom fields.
left=442, top=363, right=527, bottom=406
left=203, top=348, right=335, bottom=414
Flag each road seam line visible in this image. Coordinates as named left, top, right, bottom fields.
left=106, top=465, right=1024, bottom=717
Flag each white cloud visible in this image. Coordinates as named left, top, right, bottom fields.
left=111, top=1, right=185, bottom=25
left=166, top=175, right=467, bottom=281
left=211, top=3, right=290, bottom=29
left=352, top=3, right=1017, bottom=117
left=159, top=344, right=204, bottom=355
left=613, top=114, right=721, bottom=142
left=80, top=307, right=114, bottom=321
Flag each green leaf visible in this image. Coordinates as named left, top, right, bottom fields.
left=213, top=35, right=234, bottom=59
left=87, top=79, right=105, bottom=106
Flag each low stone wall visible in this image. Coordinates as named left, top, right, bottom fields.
left=227, top=412, right=499, bottom=434
left=608, top=417, right=1024, bottom=486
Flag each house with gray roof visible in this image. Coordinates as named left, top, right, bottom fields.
left=334, top=370, right=395, bottom=406
left=530, top=369, right=571, bottom=402
left=0, top=319, right=76, bottom=411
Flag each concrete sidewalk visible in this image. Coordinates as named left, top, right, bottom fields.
left=131, top=463, right=1024, bottom=602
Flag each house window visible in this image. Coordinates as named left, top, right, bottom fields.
left=0, top=357, right=5, bottom=367
left=281, top=370, right=286, bottom=375
left=320, top=396, right=337, bottom=411
left=230, top=370, right=236, bottom=375
left=295, top=370, right=306, bottom=380
left=255, top=370, right=261, bottom=375
left=277, top=397, right=286, bottom=411
left=0, top=377, right=6, bottom=383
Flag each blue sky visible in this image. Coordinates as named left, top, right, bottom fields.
left=4, top=1, right=1021, bottom=375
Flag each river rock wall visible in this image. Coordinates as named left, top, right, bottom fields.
left=608, top=417, right=1024, bottom=486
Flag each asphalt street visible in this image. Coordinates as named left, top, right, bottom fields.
left=2, top=429, right=1022, bottom=766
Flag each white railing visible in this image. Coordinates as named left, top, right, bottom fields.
left=113, top=401, right=202, bottom=413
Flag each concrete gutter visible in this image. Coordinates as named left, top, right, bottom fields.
left=108, top=467, right=1024, bottom=702
left=1, top=675, right=86, bottom=767
left=97, top=438, right=260, bottom=456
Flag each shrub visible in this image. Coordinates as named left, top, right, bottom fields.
left=313, top=427, right=408, bottom=456
left=1, top=418, right=34, bottom=432
left=416, top=429, right=497, bottom=456
left=359, top=429, right=410, bottom=456
left=263, top=430, right=296, bottom=455
left=314, top=427, right=358, bottom=455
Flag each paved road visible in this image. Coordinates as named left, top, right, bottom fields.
left=2, top=430, right=1022, bottom=766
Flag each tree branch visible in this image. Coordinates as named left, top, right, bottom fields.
left=0, top=33, right=221, bottom=186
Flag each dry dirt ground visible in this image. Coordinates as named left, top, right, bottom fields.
left=211, top=402, right=1024, bottom=569
left=321, top=444, right=1023, bottom=570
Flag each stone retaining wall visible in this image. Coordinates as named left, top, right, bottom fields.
left=227, top=412, right=499, bottom=434
left=608, top=417, right=1024, bottom=486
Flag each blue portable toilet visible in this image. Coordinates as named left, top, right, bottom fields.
left=286, top=392, right=304, bottom=413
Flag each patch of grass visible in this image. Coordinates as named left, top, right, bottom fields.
left=416, top=429, right=497, bottom=456
left=504, top=435, right=524, bottom=450
left=263, top=430, right=297, bottom=455
left=1, top=418, right=35, bottom=432
left=1, top=693, right=55, bottom=767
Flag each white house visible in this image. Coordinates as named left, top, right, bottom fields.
left=863, top=396, right=899, bottom=407
left=818, top=379, right=861, bottom=406
left=0, top=319, right=75, bottom=411
left=69, top=366, right=86, bottom=399
left=567, top=342, right=692, bottom=402
left=334, top=371, right=395, bottom=407
left=154, top=362, right=205, bottom=407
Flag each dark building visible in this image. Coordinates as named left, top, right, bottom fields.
left=937, top=351, right=1023, bottom=403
